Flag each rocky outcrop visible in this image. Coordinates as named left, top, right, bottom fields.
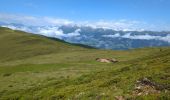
left=96, top=58, right=118, bottom=63
left=133, top=77, right=169, bottom=96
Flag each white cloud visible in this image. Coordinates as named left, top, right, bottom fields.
left=1, top=25, right=18, bottom=30
left=37, top=27, right=64, bottom=38
left=34, top=27, right=81, bottom=39
left=160, top=35, right=170, bottom=42
left=43, top=17, right=74, bottom=25
left=0, top=13, right=74, bottom=26
left=103, top=33, right=120, bottom=38
left=0, top=13, right=148, bottom=31
left=76, top=20, right=143, bottom=31
left=1, top=24, right=81, bottom=39
left=103, top=33, right=170, bottom=43
left=1, top=25, right=32, bottom=32
left=0, top=13, right=170, bottom=31
left=65, top=29, right=81, bottom=37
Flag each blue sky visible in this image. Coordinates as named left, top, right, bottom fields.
left=0, top=0, right=170, bottom=31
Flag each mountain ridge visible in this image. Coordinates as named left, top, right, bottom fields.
left=1, top=23, right=170, bottom=50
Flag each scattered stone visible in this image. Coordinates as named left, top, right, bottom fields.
left=138, top=77, right=156, bottom=87
left=115, top=96, right=125, bottom=100
left=133, top=77, right=162, bottom=96
left=137, top=92, right=142, bottom=96
left=138, top=77, right=170, bottom=90
left=74, top=92, right=85, bottom=99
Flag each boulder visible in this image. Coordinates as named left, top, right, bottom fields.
left=96, top=58, right=118, bottom=63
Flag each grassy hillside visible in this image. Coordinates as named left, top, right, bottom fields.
left=0, top=27, right=89, bottom=62
left=0, top=27, right=169, bottom=100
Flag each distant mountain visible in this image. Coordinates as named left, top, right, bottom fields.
left=1, top=23, right=170, bottom=50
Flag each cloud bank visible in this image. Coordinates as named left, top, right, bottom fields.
left=103, top=33, right=170, bottom=43
left=1, top=24, right=81, bottom=39
left=1, top=22, right=170, bottom=43
left=0, top=13, right=170, bottom=44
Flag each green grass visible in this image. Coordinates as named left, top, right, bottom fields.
left=0, top=27, right=170, bottom=100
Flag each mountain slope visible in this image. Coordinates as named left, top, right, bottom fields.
left=0, top=27, right=169, bottom=99
left=0, top=27, right=88, bottom=62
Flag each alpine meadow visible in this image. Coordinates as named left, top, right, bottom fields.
left=0, top=0, right=170, bottom=100
left=0, top=27, right=169, bottom=99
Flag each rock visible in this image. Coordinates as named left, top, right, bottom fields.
left=135, top=86, right=142, bottom=90
left=96, top=58, right=118, bottom=63
left=133, top=77, right=163, bottom=96
left=110, top=58, right=118, bottom=62
left=115, top=96, right=125, bottom=100
left=137, top=93, right=142, bottom=96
